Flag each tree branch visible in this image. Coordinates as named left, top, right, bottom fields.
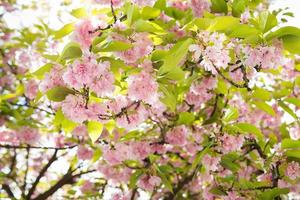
left=26, top=149, right=58, bottom=199
left=2, top=184, right=16, bottom=199
left=0, top=144, right=77, bottom=150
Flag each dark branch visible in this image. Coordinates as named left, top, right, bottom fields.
left=26, top=150, right=58, bottom=199
left=0, top=144, right=77, bottom=150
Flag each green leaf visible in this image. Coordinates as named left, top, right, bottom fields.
left=208, top=16, right=240, bottom=31
left=221, top=153, right=240, bottom=172
left=210, top=186, right=227, bottom=195
left=281, top=139, right=300, bottom=149
left=33, top=63, right=53, bottom=79
left=194, top=18, right=214, bottom=30
left=46, top=87, right=74, bottom=102
left=216, top=79, right=228, bottom=95
left=121, top=130, right=142, bottom=142
left=235, top=123, right=264, bottom=141
left=129, top=169, right=144, bottom=189
left=54, top=23, right=74, bottom=39
left=285, top=150, right=300, bottom=159
left=278, top=100, right=298, bottom=120
left=223, top=107, right=239, bottom=123
left=191, top=143, right=212, bottom=171
left=92, top=148, right=102, bottom=162
left=87, top=121, right=103, bottom=143
left=211, top=0, right=228, bottom=14
left=59, top=42, right=82, bottom=61
left=177, top=112, right=195, bottom=125
left=259, top=188, right=289, bottom=200
left=71, top=8, right=87, bottom=18
left=281, top=35, right=300, bottom=54
left=155, top=165, right=173, bottom=193
left=158, top=38, right=193, bottom=81
left=265, top=26, right=300, bottom=41
left=141, top=6, right=160, bottom=19
left=256, top=11, right=277, bottom=33
left=284, top=97, right=300, bottom=107
left=135, top=19, right=165, bottom=33
left=97, top=40, right=133, bottom=52
left=154, top=0, right=166, bottom=9
left=159, top=84, right=177, bottom=111
left=127, top=4, right=140, bottom=26
left=252, top=88, right=271, bottom=101
left=232, top=0, right=247, bottom=17
left=229, top=24, right=260, bottom=38
left=252, top=101, right=275, bottom=116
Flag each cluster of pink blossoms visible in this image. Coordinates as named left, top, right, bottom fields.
left=219, top=133, right=245, bottom=153
left=190, top=0, right=211, bottom=17
left=189, top=31, right=231, bottom=74
left=286, top=161, right=300, bottom=180
left=25, top=79, right=39, bottom=100
left=186, top=77, right=216, bottom=108
left=61, top=94, right=106, bottom=123
left=63, top=54, right=114, bottom=97
left=166, top=125, right=189, bottom=146
left=137, top=175, right=161, bottom=191
left=243, top=42, right=283, bottom=70
left=127, top=70, right=159, bottom=105
left=112, top=33, right=153, bottom=64
left=102, top=141, right=153, bottom=165
left=0, top=127, right=40, bottom=145
left=39, top=65, right=65, bottom=92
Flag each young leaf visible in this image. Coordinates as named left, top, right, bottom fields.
left=46, top=87, right=74, bottom=102
left=155, top=165, right=173, bottom=193
left=59, top=42, right=82, bottom=61
left=223, top=107, right=239, bottom=123
left=54, top=23, right=74, bottom=39
left=87, top=121, right=103, bottom=143
left=252, top=101, right=276, bottom=116
left=129, top=169, right=144, bottom=189
left=281, top=139, right=300, bottom=149
left=211, top=0, right=228, bottom=14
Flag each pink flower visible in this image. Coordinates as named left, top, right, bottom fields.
left=133, top=0, right=156, bottom=7
left=240, top=9, right=250, bottom=24
left=0, top=130, right=18, bottom=144
left=202, top=154, right=220, bottom=171
left=80, top=180, right=94, bottom=193
left=131, top=141, right=153, bottom=160
left=289, top=125, right=300, bottom=140
left=137, top=175, right=161, bottom=191
left=25, top=79, right=39, bottom=100
left=89, top=61, right=115, bottom=97
left=127, top=71, right=159, bottom=105
left=220, top=134, right=244, bottom=153
left=201, top=46, right=230, bottom=74
left=115, top=33, right=153, bottom=64
left=98, top=164, right=132, bottom=183
left=18, top=127, right=40, bottom=145
left=107, top=96, right=149, bottom=130
left=94, top=0, right=123, bottom=7
left=223, top=191, right=241, bottom=200
left=171, top=1, right=189, bottom=11
left=166, top=125, right=189, bottom=146
left=73, top=20, right=96, bottom=49
left=185, top=77, right=216, bottom=108
left=63, top=55, right=98, bottom=90
left=61, top=95, right=88, bottom=123
left=39, top=65, right=65, bottom=92
left=77, top=145, right=93, bottom=160
left=286, top=161, right=300, bottom=180
left=72, top=125, right=88, bottom=140
left=190, top=0, right=211, bottom=18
